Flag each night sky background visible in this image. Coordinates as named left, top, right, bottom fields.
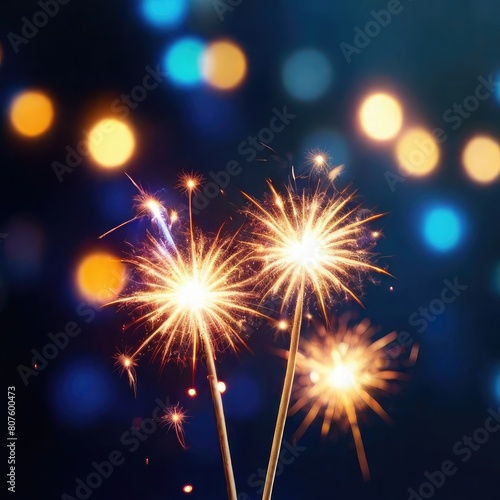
left=1, top=1, right=500, bottom=499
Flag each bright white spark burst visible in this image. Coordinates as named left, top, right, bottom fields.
left=243, top=181, right=388, bottom=317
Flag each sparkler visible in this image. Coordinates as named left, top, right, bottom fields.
left=243, top=180, right=388, bottom=499
left=163, top=403, right=188, bottom=449
left=289, top=315, right=409, bottom=480
left=111, top=175, right=258, bottom=500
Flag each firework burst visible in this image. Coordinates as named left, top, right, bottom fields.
left=289, top=315, right=410, bottom=480
left=243, top=180, right=388, bottom=499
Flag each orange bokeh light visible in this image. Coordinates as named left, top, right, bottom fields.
left=202, top=40, right=247, bottom=90
left=75, top=251, right=126, bottom=304
left=10, top=90, right=54, bottom=137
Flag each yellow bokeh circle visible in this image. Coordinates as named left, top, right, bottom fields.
left=396, top=127, right=440, bottom=176
left=462, top=136, right=500, bottom=184
left=88, top=118, right=135, bottom=168
left=359, top=93, right=403, bottom=141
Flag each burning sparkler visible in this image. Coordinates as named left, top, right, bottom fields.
left=289, top=315, right=410, bottom=480
left=243, top=180, right=388, bottom=499
left=111, top=174, right=259, bottom=500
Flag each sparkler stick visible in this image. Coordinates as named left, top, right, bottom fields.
left=262, top=275, right=305, bottom=500
left=203, top=333, right=237, bottom=499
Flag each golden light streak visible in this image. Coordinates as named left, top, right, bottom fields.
left=163, top=403, right=188, bottom=449
left=289, top=316, right=409, bottom=480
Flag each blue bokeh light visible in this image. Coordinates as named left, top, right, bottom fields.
left=140, top=0, right=188, bottom=28
left=282, top=49, right=333, bottom=101
left=50, top=360, right=113, bottom=426
left=163, top=37, right=205, bottom=87
left=422, top=206, right=463, bottom=252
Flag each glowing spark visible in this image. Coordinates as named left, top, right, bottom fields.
left=113, top=351, right=138, bottom=396
left=217, top=381, right=227, bottom=393
left=314, top=155, right=325, bottom=167
left=187, top=388, right=197, bottom=397
left=177, top=172, right=203, bottom=194
left=306, top=150, right=330, bottom=171
left=183, top=484, right=193, bottom=493
left=163, top=403, right=188, bottom=449
left=278, top=320, right=288, bottom=331
left=289, top=315, right=409, bottom=480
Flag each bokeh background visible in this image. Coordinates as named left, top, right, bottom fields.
left=1, top=0, right=500, bottom=499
